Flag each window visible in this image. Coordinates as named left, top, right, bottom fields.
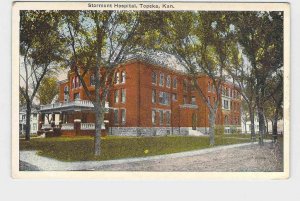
left=166, top=75, right=171, bottom=88
left=121, top=71, right=126, bottom=83
left=172, top=93, right=177, bottom=101
left=114, top=110, right=119, bottom=125
left=72, top=77, right=75, bottom=89
left=183, top=79, right=188, bottom=92
left=183, top=96, right=187, bottom=104
left=159, top=91, right=170, bottom=105
left=76, top=77, right=80, bottom=88
left=152, top=72, right=157, bottom=85
left=115, top=72, right=119, bottom=84
left=191, top=96, right=196, bottom=105
left=64, top=86, right=69, bottom=94
left=152, top=110, right=156, bottom=125
left=90, top=74, right=95, bottom=86
left=173, top=77, right=177, bottom=89
left=223, top=100, right=229, bottom=109
left=32, top=123, right=37, bottom=131
left=121, top=89, right=126, bottom=103
left=114, top=90, right=119, bottom=103
left=121, top=109, right=126, bottom=125
left=159, top=110, right=164, bottom=125
left=191, top=80, right=196, bottom=91
left=64, top=86, right=69, bottom=102
left=159, top=73, right=164, bottom=86
left=152, top=89, right=156, bottom=103
left=74, top=93, right=80, bottom=100
left=33, top=114, right=37, bottom=120
left=166, top=111, right=171, bottom=125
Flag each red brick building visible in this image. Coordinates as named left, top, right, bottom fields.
left=38, top=58, right=241, bottom=137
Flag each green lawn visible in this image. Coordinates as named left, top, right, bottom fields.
left=20, top=135, right=251, bottom=162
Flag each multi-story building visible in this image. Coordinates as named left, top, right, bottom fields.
left=19, top=106, right=39, bottom=135
left=38, top=58, right=241, bottom=137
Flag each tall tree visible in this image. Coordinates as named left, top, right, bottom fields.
left=37, top=76, right=59, bottom=105
left=20, top=11, right=65, bottom=140
left=158, top=12, right=238, bottom=145
left=226, top=47, right=257, bottom=139
left=63, top=11, right=145, bottom=156
left=234, top=11, right=283, bottom=144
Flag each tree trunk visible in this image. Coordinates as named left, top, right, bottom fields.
left=208, top=111, right=216, bottom=146
left=257, top=105, right=265, bottom=145
left=94, top=104, right=104, bottom=156
left=272, top=108, right=279, bottom=141
left=249, top=106, right=256, bottom=140
left=265, top=119, right=269, bottom=135
left=244, top=121, right=247, bottom=134
left=25, top=101, right=32, bottom=141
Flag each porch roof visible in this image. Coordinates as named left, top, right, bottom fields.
left=39, top=100, right=109, bottom=113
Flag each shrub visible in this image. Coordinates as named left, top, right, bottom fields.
left=215, top=125, right=224, bottom=135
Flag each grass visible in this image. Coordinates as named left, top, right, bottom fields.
left=20, top=135, right=251, bottom=162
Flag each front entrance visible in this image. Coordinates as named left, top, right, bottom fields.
left=192, top=113, right=197, bottom=130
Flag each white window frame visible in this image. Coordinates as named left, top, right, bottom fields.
left=159, top=110, right=164, bottom=125
left=121, top=109, right=126, bottom=125
left=121, top=89, right=126, bottom=103
left=121, top=71, right=126, bottom=84
left=114, top=90, right=119, bottom=103
left=152, top=72, right=157, bottom=85
left=166, top=75, right=171, bottom=88
left=152, top=89, right=156, bottom=103
left=159, top=73, right=164, bottom=86
left=114, top=109, right=119, bottom=125
left=173, top=77, right=177, bottom=89
left=152, top=110, right=156, bottom=125
left=166, top=111, right=171, bottom=126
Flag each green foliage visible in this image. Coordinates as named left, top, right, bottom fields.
left=37, top=76, right=59, bottom=105
left=19, top=136, right=250, bottom=161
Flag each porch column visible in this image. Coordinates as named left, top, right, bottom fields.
left=51, top=113, right=55, bottom=127
left=38, top=113, right=43, bottom=130
left=74, top=119, right=81, bottom=136
left=59, top=112, right=63, bottom=128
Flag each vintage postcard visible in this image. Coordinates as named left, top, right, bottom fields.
left=12, top=1, right=290, bottom=179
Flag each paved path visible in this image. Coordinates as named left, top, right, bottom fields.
left=20, top=140, right=282, bottom=172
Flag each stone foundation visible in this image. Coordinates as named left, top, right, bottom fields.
left=109, top=127, right=210, bottom=136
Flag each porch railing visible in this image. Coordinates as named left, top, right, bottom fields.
left=81, top=123, right=95, bottom=130
left=40, top=100, right=94, bottom=110
left=61, top=123, right=74, bottom=130
left=40, top=100, right=110, bottom=111
left=41, top=124, right=52, bottom=129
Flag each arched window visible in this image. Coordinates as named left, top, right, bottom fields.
left=121, top=71, right=126, bottom=83
left=114, top=72, right=120, bottom=84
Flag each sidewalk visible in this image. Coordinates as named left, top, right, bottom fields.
left=19, top=141, right=267, bottom=171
